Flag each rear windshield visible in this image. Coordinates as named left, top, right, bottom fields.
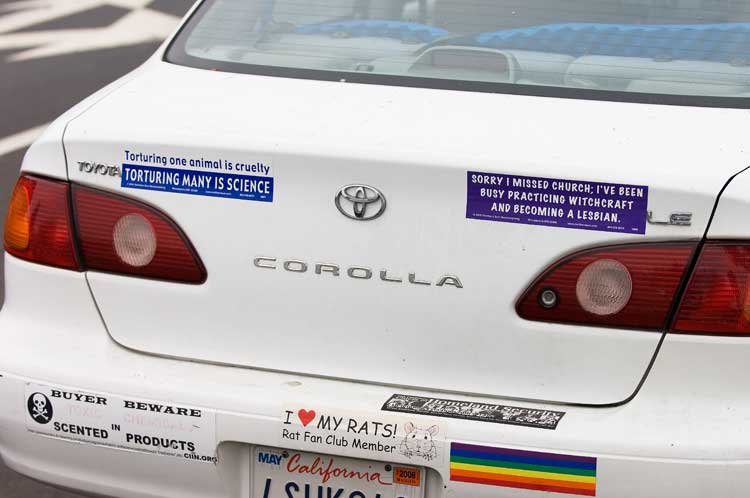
left=167, top=0, right=750, bottom=106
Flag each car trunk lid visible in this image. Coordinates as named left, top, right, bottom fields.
left=63, top=63, right=750, bottom=405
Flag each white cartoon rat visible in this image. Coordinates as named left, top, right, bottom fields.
left=400, top=422, right=438, bottom=461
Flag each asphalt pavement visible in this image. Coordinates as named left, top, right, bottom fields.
left=0, top=1, right=192, bottom=495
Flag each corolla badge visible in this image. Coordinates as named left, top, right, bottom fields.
left=335, top=184, right=386, bottom=221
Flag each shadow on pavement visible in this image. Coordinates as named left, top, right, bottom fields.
left=0, top=149, right=24, bottom=307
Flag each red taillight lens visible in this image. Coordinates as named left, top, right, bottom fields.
left=4, top=175, right=205, bottom=284
left=517, top=243, right=696, bottom=329
left=72, top=185, right=206, bottom=284
left=672, top=243, right=750, bottom=335
left=3, top=176, right=80, bottom=271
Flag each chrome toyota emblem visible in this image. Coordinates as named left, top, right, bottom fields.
left=335, top=184, right=386, bottom=221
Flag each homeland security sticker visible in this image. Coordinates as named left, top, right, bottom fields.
left=25, top=383, right=217, bottom=463
left=382, top=394, right=565, bottom=430
left=466, top=171, right=648, bottom=234
left=281, top=405, right=447, bottom=465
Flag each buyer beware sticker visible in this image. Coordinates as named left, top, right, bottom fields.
left=25, top=383, right=217, bottom=463
left=466, top=171, right=648, bottom=234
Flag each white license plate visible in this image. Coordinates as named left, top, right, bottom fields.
left=252, top=447, right=425, bottom=498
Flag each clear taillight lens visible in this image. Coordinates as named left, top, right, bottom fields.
left=112, top=213, right=157, bottom=267
left=575, top=259, right=633, bottom=316
left=516, top=243, right=697, bottom=330
left=671, top=243, right=750, bottom=335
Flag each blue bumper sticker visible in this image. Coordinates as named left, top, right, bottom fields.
left=466, top=171, right=648, bottom=234
left=122, top=162, right=273, bottom=203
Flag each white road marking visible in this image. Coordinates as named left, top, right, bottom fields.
left=0, top=1, right=154, bottom=32
left=0, top=1, right=181, bottom=61
left=0, top=124, right=48, bottom=157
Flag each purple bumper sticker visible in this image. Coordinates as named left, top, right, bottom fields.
left=466, top=171, right=648, bottom=234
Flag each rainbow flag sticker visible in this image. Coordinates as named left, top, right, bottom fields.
left=450, top=442, right=597, bottom=496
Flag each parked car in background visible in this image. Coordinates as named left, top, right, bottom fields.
left=3, top=0, right=750, bottom=497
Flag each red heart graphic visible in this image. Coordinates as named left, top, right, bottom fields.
left=298, top=409, right=316, bottom=427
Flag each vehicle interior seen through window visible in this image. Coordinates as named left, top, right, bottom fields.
left=173, top=0, right=750, bottom=99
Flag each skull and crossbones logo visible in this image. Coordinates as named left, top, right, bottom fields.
left=27, top=392, right=53, bottom=425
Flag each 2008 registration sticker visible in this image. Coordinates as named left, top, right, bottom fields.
left=253, top=447, right=424, bottom=498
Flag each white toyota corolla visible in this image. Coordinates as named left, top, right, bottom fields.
left=3, top=0, right=750, bottom=497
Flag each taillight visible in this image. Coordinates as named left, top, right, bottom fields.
left=516, top=243, right=696, bottom=329
left=3, top=175, right=206, bottom=284
left=72, top=185, right=205, bottom=284
left=671, top=243, right=750, bottom=335
left=4, top=176, right=80, bottom=271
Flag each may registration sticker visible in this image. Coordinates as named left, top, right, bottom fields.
left=254, top=447, right=424, bottom=498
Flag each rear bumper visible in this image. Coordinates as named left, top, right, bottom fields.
left=2, top=255, right=750, bottom=498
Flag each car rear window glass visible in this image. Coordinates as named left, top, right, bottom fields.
left=167, top=0, right=750, bottom=106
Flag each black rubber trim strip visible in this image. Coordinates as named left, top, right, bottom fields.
left=59, top=132, right=86, bottom=269
left=165, top=0, right=750, bottom=109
